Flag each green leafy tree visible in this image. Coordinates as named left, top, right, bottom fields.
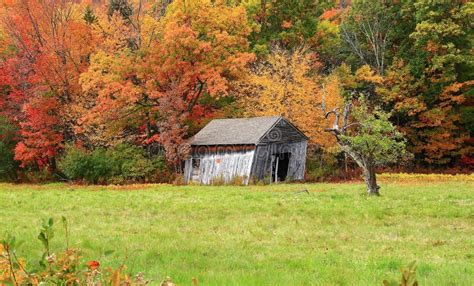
left=246, top=0, right=333, bottom=55
left=379, top=0, right=473, bottom=166
left=324, top=96, right=409, bottom=195
left=311, top=19, right=343, bottom=71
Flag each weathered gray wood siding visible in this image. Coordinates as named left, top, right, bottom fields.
left=184, top=158, right=193, bottom=183
left=184, top=117, right=308, bottom=185
left=260, top=119, right=307, bottom=144
left=185, top=150, right=255, bottom=185
left=250, top=141, right=307, bottom=183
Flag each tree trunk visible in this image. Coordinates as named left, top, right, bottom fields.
left=159, top=0, right=173, bottom=17
left=339, top=146, right=381, bottom=195
left=362, top=163, right=380, bottom=195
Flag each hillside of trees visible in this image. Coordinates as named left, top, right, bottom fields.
left=0, top=0, right=472, bottom=183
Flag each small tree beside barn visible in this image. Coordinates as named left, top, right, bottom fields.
left=184, top=116, right=308, bottom=185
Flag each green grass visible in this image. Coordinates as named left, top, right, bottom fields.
left=0, top=178, right=473, bottom=285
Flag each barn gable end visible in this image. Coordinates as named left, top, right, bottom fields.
left=259, top=117, right=308, bottom=144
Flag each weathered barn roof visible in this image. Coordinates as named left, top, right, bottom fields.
left=191, top=116, right=308, bottom=146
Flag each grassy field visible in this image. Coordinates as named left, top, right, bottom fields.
left=0, top=175, right=473, bottom=285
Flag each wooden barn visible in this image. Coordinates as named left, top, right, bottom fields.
left=184, top=116, right=308, bottom=185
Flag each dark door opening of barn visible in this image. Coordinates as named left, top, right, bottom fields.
left=272, top=152, right=291, bottom=182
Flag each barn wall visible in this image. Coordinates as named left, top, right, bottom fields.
left=184, top=158, right=192, bottom=183
left=251, top=141, right=307, bottom=183
left=187, top=150, right=255, bottom=185
left=288, top=141, right=307, bottom=180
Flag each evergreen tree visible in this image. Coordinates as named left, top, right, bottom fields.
left=83, top=5, right=97, bottom=24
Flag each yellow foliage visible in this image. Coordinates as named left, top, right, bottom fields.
left=355, top=65, right=383, bottom=84
left=322, top=73, right=344, bottom=117
left=237, top=47, right=343, bottom=148
left=378, top=173, right=474, bottom=184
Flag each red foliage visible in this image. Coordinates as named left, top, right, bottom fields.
left=14, top=97, right=63, bottom=168
left=1, top=0, right=94, bottom=168
left=87, top=260, right=100, bottom=270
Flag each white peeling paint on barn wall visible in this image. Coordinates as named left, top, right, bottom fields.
left=196, top=150, right=255, bottom=185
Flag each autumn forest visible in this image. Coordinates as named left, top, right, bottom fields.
left=0, top=0, right=472, bottom=182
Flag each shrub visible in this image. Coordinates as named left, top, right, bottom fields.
left=90, top=148, right=114, bottom=183
left=305, top=149, right=339, bottom=182
left=58, top=144, right=169, bottom=184
left=0, top=116, right=18, bottom=181
left=0, top=141, right=16, bottom=180
left=21, top=168, right=55, bottom=183
left=107, top=144, right=163, bottom=183
left=57, top=146, right=91, bottom=181
left=58, top=145, right=113, bottom=184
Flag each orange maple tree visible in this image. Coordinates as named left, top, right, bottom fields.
left=77, top=0, right=254, bottom=164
